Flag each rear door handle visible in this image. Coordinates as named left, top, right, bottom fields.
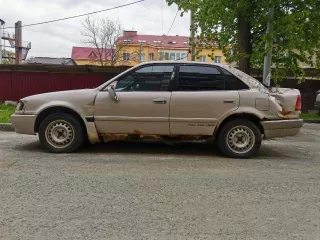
left=223, top=99, right=235, bottom=104
left=153, top=98, right=167, bottom=104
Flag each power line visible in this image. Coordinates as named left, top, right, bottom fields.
left=160, top=10, right=179, bottom=44
left=4, top=0, right=145, bottom=29
left=161, top=0, right=163, bottom=35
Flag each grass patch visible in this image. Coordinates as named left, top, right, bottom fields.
left=0, top=105, right=15, bottom=123
left=301, top=113, right=320, bottom=120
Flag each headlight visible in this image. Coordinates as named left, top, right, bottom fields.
left=15, top=101, right=26, bottom=112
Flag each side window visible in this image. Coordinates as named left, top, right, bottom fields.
left=220, top=68, right=249, bottom=90
left=115, top=65, right=174, bottom=92
left=177, top=65, right=226, bottom=91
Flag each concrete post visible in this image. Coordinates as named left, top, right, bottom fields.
left=15, top=21, right=22, bottom=64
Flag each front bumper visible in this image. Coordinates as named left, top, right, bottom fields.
left=261, top=119, right=303, bottom=139
left=10, top=114, right=37, bottom=135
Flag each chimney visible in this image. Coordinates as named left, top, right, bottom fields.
left=123, top=31, right=137, bottom=37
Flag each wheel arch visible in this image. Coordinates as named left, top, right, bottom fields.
left=214, top=113, right=264, bottom=139
left=34, top=106, right=87, bottom=136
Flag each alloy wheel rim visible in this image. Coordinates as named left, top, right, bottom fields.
left=45, top=120, right=75, bottom=149
left=227, top=126, right=255, bottom=154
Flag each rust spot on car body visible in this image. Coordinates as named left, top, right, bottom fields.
left=133, top=130, right=143, bottom=135
left=100, top=130, right=162, bottom=142
left=100, top=131, right=211, bottom=142
left=101, top=134, right=130, bottom=142
left=280, top=109, right=292, bottom=116
left=87, top=133, right=100, bottom=144
left=278, top=109, right=301, bottom=119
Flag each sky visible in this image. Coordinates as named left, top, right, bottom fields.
left=0, top=0, right=190, bottom=58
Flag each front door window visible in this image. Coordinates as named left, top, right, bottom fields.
left=115, top=65, right=174, bottom=92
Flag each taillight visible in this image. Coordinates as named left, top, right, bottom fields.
left=295, top=95, right=302, bottom=111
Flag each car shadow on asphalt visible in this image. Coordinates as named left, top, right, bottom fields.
left=14, top=139, right=285, bottom=159
left=80, top=140, right=225, bottom=157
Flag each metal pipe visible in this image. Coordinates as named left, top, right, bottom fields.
left=190, top=9, right=196, bottom=61
left=0, top=19, right=5, bottom=63
left=263, top=7, right=274, bottom=86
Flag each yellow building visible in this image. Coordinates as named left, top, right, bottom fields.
left=72, top=31, right=228, bottom=66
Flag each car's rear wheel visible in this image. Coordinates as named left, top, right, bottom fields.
left=39, top=113, right=84, bottom=153
left=218, top=119, right=262, bottom=158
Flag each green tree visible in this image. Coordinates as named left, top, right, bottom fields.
left=167, top=0, right=320, bottom=83
left=1, top=50, right=15, bottom=64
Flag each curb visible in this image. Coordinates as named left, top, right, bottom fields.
left=303, top=120, right=320, bottom=124
left=0, top=123, right=15, bottom=132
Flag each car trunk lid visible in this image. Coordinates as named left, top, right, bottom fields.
left=269, top=88, right=301, bottom=118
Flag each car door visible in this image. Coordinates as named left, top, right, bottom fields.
left=169, top=64, right=241, bottom=135
left=93, top=64, right=175, bottom=135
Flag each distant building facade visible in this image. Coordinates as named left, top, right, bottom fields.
left=72, top=31, right=228, bottom=66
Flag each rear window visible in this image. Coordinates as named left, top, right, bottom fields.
left=223, top=66, right=269, bottom=94
left=221, top=68, right=249, bottom=90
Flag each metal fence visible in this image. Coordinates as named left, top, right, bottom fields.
left=0, top=65, right=129, bottom=102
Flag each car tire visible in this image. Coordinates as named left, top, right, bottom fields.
left=38, top=113, right=85, bottom=153
left=218, top=119, right=262, bottom=158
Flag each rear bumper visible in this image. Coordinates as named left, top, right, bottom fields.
left=10, top=114, right=36, bottom=135
left=261, top=119, right=303, bottom=139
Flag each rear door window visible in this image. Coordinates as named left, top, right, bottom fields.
left=177, top=65, right=226, bottom=91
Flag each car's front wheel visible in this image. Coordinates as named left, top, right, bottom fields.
left=38, top=113, right=85, bottom=153
left=218, top=119, right=262, bottom=158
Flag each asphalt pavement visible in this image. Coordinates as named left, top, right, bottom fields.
left=0, top=124, right=320, bottom=240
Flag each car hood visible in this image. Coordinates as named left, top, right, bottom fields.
left=21, top=88, right=99, bottom=102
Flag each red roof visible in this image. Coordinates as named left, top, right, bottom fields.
left=71, top=46, right=113, bottom=60
left=116, top=34, right=190, bottom=48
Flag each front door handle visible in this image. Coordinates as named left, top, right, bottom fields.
left=223, top=99, right=235, bottom=104
left=153, top=98, right=167, bottom=104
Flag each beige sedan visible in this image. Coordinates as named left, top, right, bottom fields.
left=11, top=62, right=303, bottom=158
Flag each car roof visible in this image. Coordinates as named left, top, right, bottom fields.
left=136, top=61, right=227, bottom=68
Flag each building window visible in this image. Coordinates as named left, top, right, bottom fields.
left=180, top=53, right=187, bottom=60
left=199, top=56, right=206, bottom=62
left=159, top=51, right=188, bottom=61
left=164, top=52, right=169, bottom=60
left=123, top=53, right=130, bottom=61
left=214, top=56, right=222, bottom=63
left=149, top=53, right=154, bottom=61
left=140, top=53, right=146, bottom=62
left=176, top=53, right=181, bottom=60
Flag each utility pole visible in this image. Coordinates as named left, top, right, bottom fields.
left=190, top=9, right=196, bottom=61
left=0, top=19, right=5, bottom=63
left=263, top=7, right=274, bottom=86
left=139, top=43, right=142, bottom=63
left=15, top=21, right=22, bottom=64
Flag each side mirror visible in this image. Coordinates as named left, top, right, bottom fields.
left=108, top=86, right=119, bottom=102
